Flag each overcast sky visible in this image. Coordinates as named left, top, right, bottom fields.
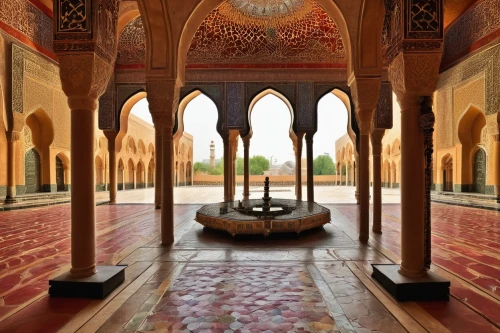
left=130, top=92, right=348, bottom=164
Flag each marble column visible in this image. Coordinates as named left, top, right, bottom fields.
left=148, top=80, right=179, bottom=245
left=5, top=132, right=19, bottom=203
left=68, top=97, right=98, bottom=277
left=306, top=133, right=314, bottom=202
left=242, top=136, right=250, bottom=200
left=494, top=135, right=500, bottom=203
left=223, top=136, right=230, bottom=202
left=371, top=129, right=385, bottom=233
left=389, top=53, right=442, bottom=277
left=153, top=119, right=163, bottom=209
left=350, top=77, right=381, bottom=244
left=104, top=131, right=117, bottom=204
left=294, top=133, right=304, bottom=200
left=230, top=131, right=239, bottom=201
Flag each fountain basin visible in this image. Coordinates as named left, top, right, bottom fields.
left=195, top=199, right=331, bottom=236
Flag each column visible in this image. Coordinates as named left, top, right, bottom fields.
left=152, top=115, right=163, bottom=209
left=242, top=136, right=250, bottom=200
left=350, top=77, right=381, bottom=244
left=104, top=131, right=117, bottom=204
left=68, top=97, right=98, bottom=277
left=371, top=129, right=384, bottom=233
left=223, top=136, right=230, bottom=201
left=355, top=153, right=360, bottom=204
left=494, top=135, right=500, bottom=203
left=230, top=132, right=239, bottom=201
left=5, top=132, right=19, bottom=203
left=148, top=80, right=179, bottom=245
left=306, top=133, right=314, bottom=202
left=295, top=133, right=304, bottom=200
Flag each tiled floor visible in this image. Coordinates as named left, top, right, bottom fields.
left=0, top=192, right=499, bottom=332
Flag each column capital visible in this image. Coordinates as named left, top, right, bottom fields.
left=58, top=54, right=114, bottom=102
left=68, top=96, right=98, bottom=111
left=389, top=52, right=442, bottom=102
left=103, top=130, right=117, bottom=150
left=349, top=77, right=381, bottom=111
left=6, top=131, right=21, bottom=142
left=370, top=129, right=385, bottom=155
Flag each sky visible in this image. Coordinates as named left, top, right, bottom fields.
left=130, top=92, right=348, bottom=164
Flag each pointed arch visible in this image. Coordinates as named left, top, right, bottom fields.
left=118, top=158, right=125, bottom=190
left=116, top=91, right=147, bottom=152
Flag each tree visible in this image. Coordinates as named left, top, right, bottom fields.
left=210, top=159, right=224, bottom=175
left=194, top=162, right=209, bottom=174
left=249, top=155, right=270, bottom=175
left=313, top=155, right=336, bottom=175
left=236, top=157, right=244, bottom=175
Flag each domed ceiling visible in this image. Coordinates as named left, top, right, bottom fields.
left=116, top=0, right=347, bottom=69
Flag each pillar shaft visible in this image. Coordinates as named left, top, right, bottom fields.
left=154, top=121, right=162, bottom=209
left=494, top=138, right=500, bottom=203
left=5, top=135, right=18, bottom=202
left=359, top=133, right=370, bottom=243
left=243, top=138, right=250, bottom=200
left=295, top=133, right=304, bottom=200
left=399, top=94, right=426, bottom=277
left=306, top=134, right=314, bottom=202
left=105, top=133, right=117, bottom=204
left=69, top=100, right=97, bottom=277
left=161, top=121, right=174, bottom=245
left=371, top=129, right=384, bottom=233
left=223, top=137, right=230, bottom=202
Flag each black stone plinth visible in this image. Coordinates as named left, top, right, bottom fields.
left=372, top=264, right=450, bottom=302
left=49, top=265, right=126, bottom=299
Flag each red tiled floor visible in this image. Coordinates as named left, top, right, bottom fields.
left=336, top=203, right=500, bottom=330
left=0, top=204, right=161, bottom=320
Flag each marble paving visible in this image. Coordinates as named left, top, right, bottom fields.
left=0, top=199, right=498, bottom=332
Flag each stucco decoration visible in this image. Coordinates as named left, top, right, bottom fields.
left=11, top=45, right=70, bottom=149
left=375, top=82, right=393, bottom=129
left=180, top=84, right=223, bottom=112
left=226, top=82, right=245, bottom=129
left=245, top=83, right=296, bottom=108
left=187, top=0, right=346, bottom=67
left=297, top=82, right=314, bottom=131
left=407, top=0, right=441, bottom=39
left=99, top=75, right=116, bottom=130
left=0, top=0, right=53, bottom=52
left=116, top=16, right=146, bottom=65
left=442, top=0, right=500, bottom=69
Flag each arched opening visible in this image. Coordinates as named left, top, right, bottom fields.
left=314, top=92, right=349, bottom=186
left=147, top=158, right=154, bottom=187
left=136, top=160, right=145, bottom=188
left=473, top=148, right=487, bottom=193
left=95, top=156, right=105, bottom=191
left=25, top=108, right=54, bottom=192
left=383, top=159, right=390, bottom=188
left=186, top=161, right=192, bottom=186
left=246, top=90, right=296, bottom=192
left=24, top=148, right=41, bottom=194
left=178, top=91, right=220, bottom=192
left=391, top=161, right=396, bottom=189
left=441, top=154, right=454, bottom=192
left=55, top=152, right=69, bottom=192
left=127, top=136, right=137, bottom=154
left=457, top=106, right=486, bottom=191
left=118, top=159, right=125, bottom=191
left=127, top=159, right=135, bottom=190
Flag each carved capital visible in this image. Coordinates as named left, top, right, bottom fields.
left=58, top=54, right=114, bottom=102
left=349, top=77, right=381, bottom=111
left=356, top=109, right=375, bottom=135
left=68, top=96, right=98, bottom=111
left=147, top=79, right=180, bottom=127
left=6, top=131, right=21, bottom=142
left=370, top=128, right=385, bottom=155
left=389, top=52, right=442, bottom=100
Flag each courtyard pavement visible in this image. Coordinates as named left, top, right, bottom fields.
left=0, top=187, right=498, bottom=332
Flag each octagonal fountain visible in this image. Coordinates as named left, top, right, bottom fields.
left=195, top=177, right=331, bottom=236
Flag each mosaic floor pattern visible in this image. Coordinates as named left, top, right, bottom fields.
left=139, top=264, right=337, bottom=333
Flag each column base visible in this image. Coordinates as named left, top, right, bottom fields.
left=49, top=265, right=126, bottom=299
left=372, top=264, right=450, bottom=302
left=4, top=196, right=17, bottom=204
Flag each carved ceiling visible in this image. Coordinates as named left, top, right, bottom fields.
left=443, top=0, right=480, bottom=28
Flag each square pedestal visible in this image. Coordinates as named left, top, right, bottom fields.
left=49, top=265, right=126, bottom=299
left=372, top=264, right=450, bottom=302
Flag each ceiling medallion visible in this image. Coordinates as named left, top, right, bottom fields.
left=218, top=0, right=315, bottom=27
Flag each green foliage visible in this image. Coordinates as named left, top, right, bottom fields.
left=236, top=157, right=244, bottom=175
left=249, top=155, right=270, bottom=175
left=313, top=155, right=336, bottom=175
left=194, top=162, right=209, bottom=174
left=211, top=159, right=224, bottom=175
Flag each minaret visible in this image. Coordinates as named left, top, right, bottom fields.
left=209, top=140, right=215, bottom=169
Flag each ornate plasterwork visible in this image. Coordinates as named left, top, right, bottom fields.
left=116, top=17, right=146, bottom=65
left=442, top=0, right=500, bottom=68
left=0, top=0, right=53, bottom=52
left=375, top=82, right=393, bottom=129
left=187, top=1, right=346, bottom=66
left=407, top=0, right=441, bottom=39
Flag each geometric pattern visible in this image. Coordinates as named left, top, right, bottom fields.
left=139, top=264, right=336, bottom=332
